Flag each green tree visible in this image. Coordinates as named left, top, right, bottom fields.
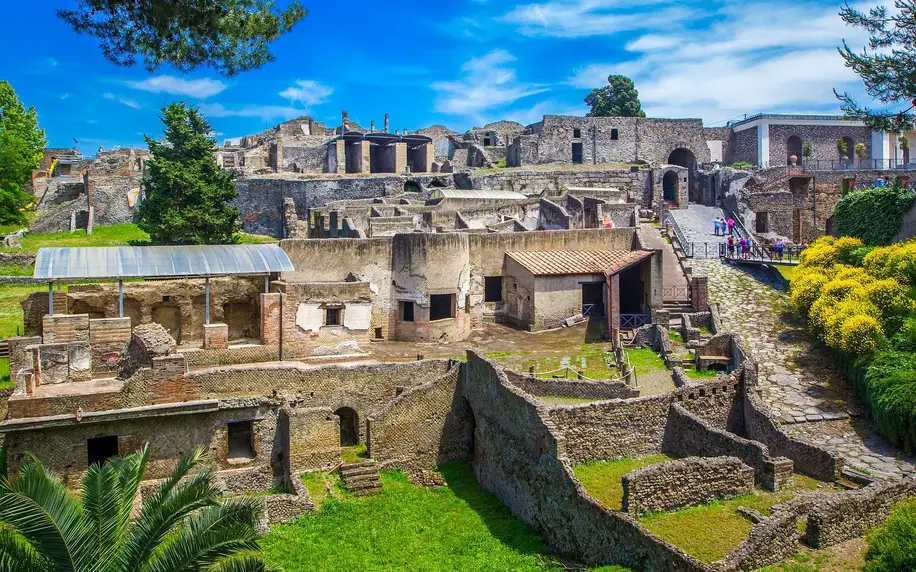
left=584, top=75, right=646, bottom=118
left=836, top=1, right=916, bottom=132
left=58, top=0, right=307, bottom=76
left=139, top=103, right=241, bottom=245
left=0, top=81, right=46, bottom=227
left=0, top=444, right=275, bottom=572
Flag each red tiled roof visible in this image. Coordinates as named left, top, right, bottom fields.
left=506, top=250, right=653, bottom=276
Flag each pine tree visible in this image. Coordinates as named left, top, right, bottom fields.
left=139, top=103, right=240, bottom=245
left=0, top=81, right=45, bottom=226
left=58, top=0, right=307, bottom=76
left=585, top=75, right=646, bottom=118
left=836, top=1, right=916, bottom=131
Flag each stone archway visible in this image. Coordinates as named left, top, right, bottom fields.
left=786, top=135, right=802, bottom=165
left=668, top=148, right=698, bottom=202
left=334, top=407, right=359, bottom=446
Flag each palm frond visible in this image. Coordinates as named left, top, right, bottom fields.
left=142, top=498, right=264, bottom=572
left=0, top=461, right=95, bottom=572
left=0, top=526, right=51, bottom=572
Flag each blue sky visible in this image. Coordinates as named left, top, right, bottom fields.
left=0, top=0, right=873, bottom=149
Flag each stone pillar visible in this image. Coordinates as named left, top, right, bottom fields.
left=384, top=113, right=389, bottom=133
left=691, top=276, right=709, bottom=312
left=394, top=142, right=408, bottom=174
left=607, top=273, right=620, bottom=341
left=203, top=323, right=229, bottom=350
left=359, top=140, right=371, bottom=173
left=261, top=293, right=282, bottom=346
left=335, top=140, right=346, bottom=174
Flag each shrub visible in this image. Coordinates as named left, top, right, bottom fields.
left=838, top=314, right=884, bottom=357
left=834, top=236, right=866, bottom=263
left=833, top=186, right=916, bottom=245
left=865, top=497, right=916, bottom=572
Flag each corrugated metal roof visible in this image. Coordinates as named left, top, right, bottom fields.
left=506, top=250, right=653, bottom=276
left=34, top=244, right=294, bottom=280
left=429, top=189, right=527, bottom=201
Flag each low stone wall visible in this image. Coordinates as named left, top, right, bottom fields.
left=622, top=456, right=754, bottom=515
left=505, top=371, right=639, bottom=400
left=806, top=478, right=916, bottom=548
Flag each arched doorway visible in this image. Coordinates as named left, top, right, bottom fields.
left=662, top=171, right=679, bottom=204
left=334, top=407, right=359, bottom=446
left=667, top=148, right=698, bottom=202
left=786, top=136, right=802, bottom=165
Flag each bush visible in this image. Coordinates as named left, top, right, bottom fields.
left=866, top=497, right=916, bottom=572
left=833, top=185, right=916, bottom=245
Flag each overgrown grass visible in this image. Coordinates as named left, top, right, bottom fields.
left=267, top=464, right=629, bottom=571
left=573, top=454, right=674, bottom=510
left=0, top=264, right=33, bottom=276
left=639, top=475, right=827, bottom=563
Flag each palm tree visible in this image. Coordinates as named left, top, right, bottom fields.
left=0, top=444, right=277, bottom=572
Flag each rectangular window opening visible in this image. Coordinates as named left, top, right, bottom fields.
left=611, top=128, right=619, bottom=140
left=325, top=307, right=341, bottom=326
left=87, top=435, right=119, bottom=468
left=573, top=128, right=581, bottom=138
left=228, top=421, right=255, bottom=459
left=429, top=294, right=456, bottom=321
left=401, top=301, right=415, bottom=322
left=484, top=276, right=503, bottom=302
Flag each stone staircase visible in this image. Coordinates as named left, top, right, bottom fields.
left=340, top=460, right=383, bottom=495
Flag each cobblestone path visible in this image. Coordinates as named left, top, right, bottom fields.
left=692, top=258, right=915, bottom=478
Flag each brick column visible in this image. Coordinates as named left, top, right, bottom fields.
left=261, top=293, right=282, bottom=346
left=203, top=323, right=229, bottom=349
left=691, top=276, right=709, bottom=312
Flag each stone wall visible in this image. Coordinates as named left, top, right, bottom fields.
left=505, top=371, right=639, bottom=400
left=621, top=456, right=754, bottom=515
left=367, top=364, right=473, bottom=471
left=548, top=378, right=742, bottom=464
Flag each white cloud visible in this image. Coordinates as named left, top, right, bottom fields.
left=432, top=50, right=548, bottom=121
left=102, top=92, right=141, bottom=109
left=199, top=103, right=304, bottom=121
left=500, top=0, right=690, bottom=38
left=126, top=75, right=227, bottom=98
left=568, top=1, right=873, bottom=123
left=278, top=80, right=333, bottom=106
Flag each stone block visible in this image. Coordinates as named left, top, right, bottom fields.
left=203, top=323, right=229, bottom=350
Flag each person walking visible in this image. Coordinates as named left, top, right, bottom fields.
left=727, top=217, right=735, bottom=236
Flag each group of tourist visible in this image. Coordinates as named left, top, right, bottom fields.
left=713, top=217, right=735, bottom=236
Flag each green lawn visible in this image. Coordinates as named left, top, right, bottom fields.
left=265, top=464, right=629, bottom=572
left=638, top=475, right=827, bottom=564
left=573, top=454, right=675, bottom=510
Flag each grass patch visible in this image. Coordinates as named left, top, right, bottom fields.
left=269, top=464, right=628, bottom=571
left=625, top=347, right=668, bottom=373
left=573, top=454, right=674, bottom=510
left=340, top=442, right=369, bottom=463
left=683, top=366, right=719, bottom=379
left=0, top=264, right=33, bottom=276
left=639, top=475, right=830, bottom=563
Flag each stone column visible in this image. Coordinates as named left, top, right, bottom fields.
left=394, top=142, right=408, bottom=174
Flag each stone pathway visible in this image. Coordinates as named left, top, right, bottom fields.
left=669, top=204, right=730, bottom=258
left=639, top=223, right=689, bottom=301
left=692, top=258, right=915, bottom=479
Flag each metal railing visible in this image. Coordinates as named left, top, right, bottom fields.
left=720, top=241, right=803, bottom=265
left=619, top=314, right=652, bottom=329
